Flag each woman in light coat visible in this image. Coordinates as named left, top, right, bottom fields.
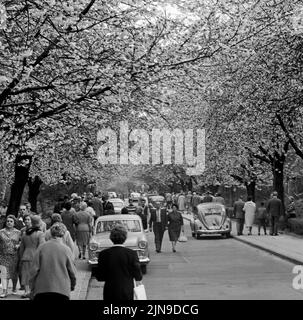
left=19, top=216, right=45, bottom=298
left=243, top=196, right=256, bottom=235
left=29, top=223, right=76, bottom=301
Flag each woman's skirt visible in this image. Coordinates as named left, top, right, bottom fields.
left=76, top=231, right=90, bottom=246
left=168, top=225, right=181, bottom=242
left=20, top=261, right=32, bottom=285
left=0, top=254, right=19, bottom=280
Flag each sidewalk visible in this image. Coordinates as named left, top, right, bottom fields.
left=231, top=220, right=303, bottom=265
left=70, top=260, right=91, bottom=300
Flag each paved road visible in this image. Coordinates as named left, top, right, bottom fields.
left=87, top=225, right=303, bottom=300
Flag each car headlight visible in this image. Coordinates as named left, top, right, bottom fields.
left=89, top=243, right=98, bottom=251
left=138, top=241, right=147, bottom=249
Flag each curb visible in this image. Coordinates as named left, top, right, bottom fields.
left=78, top=271, right=91, bottom=300
left=231, top=234, right=303, bottom=265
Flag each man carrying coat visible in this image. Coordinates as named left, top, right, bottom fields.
left=149, top=202, right=167, bottom=253
left=267, top=191, right=284, bottom=236
left=233, top=196, right=245, bottom=235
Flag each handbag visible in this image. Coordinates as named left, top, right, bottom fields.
left=134, top=281, right=147, bottom=300
left=178, top=231, right=187, bottom=242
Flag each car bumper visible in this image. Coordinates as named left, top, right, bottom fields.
left=196, top=229, right=231, bottom=235
left=88, top=256, right=150, bottom=266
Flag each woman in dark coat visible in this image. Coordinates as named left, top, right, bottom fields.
left=95, top=225, right=142, bottom=300
left=167, top=204, right=184, bottom=252
left=61, top=202, right=78, bottom=241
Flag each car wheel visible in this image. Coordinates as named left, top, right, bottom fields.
left=225, top=232, right=231, bottom=238
left=195, top=233, right=200, bottom=239
left=192, top=232, right=196, bottom=237
left=141, top=265, right=147, bottom=275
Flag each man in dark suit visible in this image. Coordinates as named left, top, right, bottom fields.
left=233, top=197, right=245, bottom=235
left=102, top=195, right=115, bottom=215
left=201, top=191, right=214, bottom=203
left=149, top=202, right=167, bottom=253
left=95, top=225, right=142, bottom=300
left=89, top=192, right=104, bottom=220
left=267, top=191, right=284, bottom=236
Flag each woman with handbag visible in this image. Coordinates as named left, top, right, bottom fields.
left=167, top=204, right=184, bottom=252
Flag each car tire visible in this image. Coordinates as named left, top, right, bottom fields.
left=195, top=233, right=200, bottom=239
left=192, top=232, right=196, bottom=237
left=141, top=265, right=147, bottom=275
left=225, top=232, right=231, bottom=238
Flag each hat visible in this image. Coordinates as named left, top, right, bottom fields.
left=30, top=215, right=42, bottom=228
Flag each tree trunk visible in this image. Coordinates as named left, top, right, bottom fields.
left=0, top=177, right=7, bottom=201
left=272, top=160, right=285, bottom=213
left=186, top=177, right=193, bottom=192
left=28, top=175, right=43, bottom=213
left=7, top=154, right=32, bottom=217
left=245, top=180, right=256, bottom=202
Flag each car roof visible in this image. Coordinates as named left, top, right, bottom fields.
left=197, top=202, right=225, bottom=208
left=109, top=198, right=123, bottom=202
left=148, top=195, right=164, bottom=200
left=95, top=214, right=141, bottom=222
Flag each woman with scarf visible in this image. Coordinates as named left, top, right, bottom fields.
left=19, top=216, right=45, bottom=298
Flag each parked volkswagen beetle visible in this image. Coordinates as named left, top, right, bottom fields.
left=190, top=203, right=231, bottom=238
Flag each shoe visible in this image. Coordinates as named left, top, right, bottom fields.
left=78, top=253, right=82, bottom=259
left=21, top=293, right=30, bottom=299
left=11, top=290, right=18, bottom=295
left=82, top=257, right=86, bottom=260
left=156, top=250, right=161, bottom=253
left=173, top=249, right=176, bottom=253
left=258, top=233, right=260, bottom=235
left=0, top=293, right=7, bottom=298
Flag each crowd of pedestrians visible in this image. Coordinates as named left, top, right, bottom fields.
left=0, top=187, right=298, bottom=300
left=0, top=191, right=112, bottom=299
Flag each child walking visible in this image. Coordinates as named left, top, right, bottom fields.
left=256, top=202, right=267, bottom=235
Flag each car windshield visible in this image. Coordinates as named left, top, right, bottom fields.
left=96, top=220, right=141, bottom=233
left=197, top=205, right=225, bottom=227
left=111, top=202, right=123, bottom=208
left=149, top=196, right=164, bottom=202
left=199, top=205, right=224, bottom=216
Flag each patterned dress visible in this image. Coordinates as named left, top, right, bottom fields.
left=0, top=228, right=21, bottom=279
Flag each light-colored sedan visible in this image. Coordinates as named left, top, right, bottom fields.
left=190, top=203, right=232, bottom=238
left=88, top=214, right=150, bottom=274
left=109, top=198, right=124, bottom=214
